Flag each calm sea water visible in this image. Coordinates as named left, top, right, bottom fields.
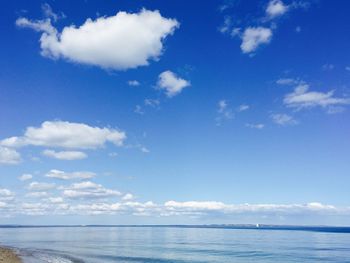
left=1, top=226, right=350, bottom=262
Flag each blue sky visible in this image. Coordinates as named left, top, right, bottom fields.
left=0, top=0, right=350, bottom=225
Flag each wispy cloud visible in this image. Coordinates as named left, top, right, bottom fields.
left=271, top=113, right=298, bottom=126
left=28, top=182, right=56, bottom=191
left=283, top=84, right=350, bottom=110
left=276, top=78, right=302, bottom=86
left=41, top=3, right=65, bottom=22
left=45, top=169, right=95, bottom=180
left=42, top=149, right=87, bottom=160
left=127, top=80, right=140, bottom=87
left=237, top=104, right=250, bottom=112
left=216, top=100, right=234, bottom=125
left=246, top=123, right=265, bottom=129
left=61, top=181, right=121, bottom=199
left=19, top=174, right=33, bottom=181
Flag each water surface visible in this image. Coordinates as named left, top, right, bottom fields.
left=0, top=226, right=350, bottom=262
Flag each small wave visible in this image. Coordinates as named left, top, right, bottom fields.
left=19, top=249, right=84, bottom=263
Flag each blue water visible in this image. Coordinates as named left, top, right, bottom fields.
left=1, top=226, right=350, bottom=262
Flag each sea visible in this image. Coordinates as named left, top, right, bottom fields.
left=0, top=225, right=350, bottom=262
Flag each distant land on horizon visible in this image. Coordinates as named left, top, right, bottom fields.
left=1, top=224, right=350, bottom=233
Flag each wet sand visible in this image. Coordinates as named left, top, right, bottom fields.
left=0, top=247, right=21, bottom=263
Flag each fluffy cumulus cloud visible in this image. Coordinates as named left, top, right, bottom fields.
left=3, top=198, right=349, bottom=219
left=0, top=189, right=15, bottom=201
left=157, top=71, right=190, bottom=97
left=271, top=113, right=298, bottom=126
left=45, top=169, right=95, bottom=180
left=1, top=177, right=350, bottom=219
left=241, top=27, right=273, bottom=53
left=1, top=121, right=126, bottom=149
left=0, top=146, right=21, bottom=165
left=42, top=149, right=87, bottom=160
left=266, top=0, right=289, bottom=19
left=283, top=84, right=350, bottom=110
left=221, top=0, right=303, bottom=54
left=16, top=9, right=179, bottom=70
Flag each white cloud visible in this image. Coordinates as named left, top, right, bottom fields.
left=0, top=146, right=21, bottom=165
left=42, top=149, right=87, bottom=160
left=0, top=189, right=15, bottom=198
left=223, top=0, right=306, bottom=54
left=271, top=113, right=298, bottom=126
left=41, top=3, right=65, bottom=22
left=2, top=192, right=350, bottom=219
left=163, top=201, right=341, bottom=216
left=144, top=98, right=160, bottom=108
left=134, top=105, right=144, bottom=115
left=46, top=169, right=95, bottom=180
left=165, top=201, right=226, bottom=211
left=237, top=104, right=250, bottom=112
left=326, top=106, right=346, bottom=115
left=283, top=84, right=350, bottom=110
left=218, top=17, right=232, bottom=34
left=216, top=100, right=234, bottom=125
left=0, top=188, right=15, bottom=202
left=346, top=66, right=350, bottom=71
left=20, top=202, right=51, bottom=216
left=157, top=71, right=190, bottom=97
left=28, top=182, right=55, bottom=191
left=16, top=9, right=179, bottom=70
left=276, top=78, right=301, bottom=85
left=26, top=191, right=49, bottom=198
left=1, top=121, right=126, bottom=149
left=231, top=27, right=241, bottom=37
left=266, top=0, right=289, bottom=19
left=218, top=100, right=233, bottom=117
left=122, top=193, right=134, bottom=201
left=141, top=147, right=150, bottom=153
left=62, top=181, right=121, bottom=199
left=47, top=197, right=64, bottom=204
left=109, top=152, right=118, bottom=158
left=127, top=80, right=140, bottom=86
left=19, top=174, right=33, bottom=181
left=246, top=123, right=265, bottom=129
left=240, top=27, right=272, bottom=53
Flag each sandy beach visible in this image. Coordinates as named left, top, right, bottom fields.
left=0, top=247, right=21, bottom=263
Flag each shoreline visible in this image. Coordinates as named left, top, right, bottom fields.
left=0, top=247, right=22, bottom=263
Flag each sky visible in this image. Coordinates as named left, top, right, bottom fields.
left=0, top=0, right=350, bottom=226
